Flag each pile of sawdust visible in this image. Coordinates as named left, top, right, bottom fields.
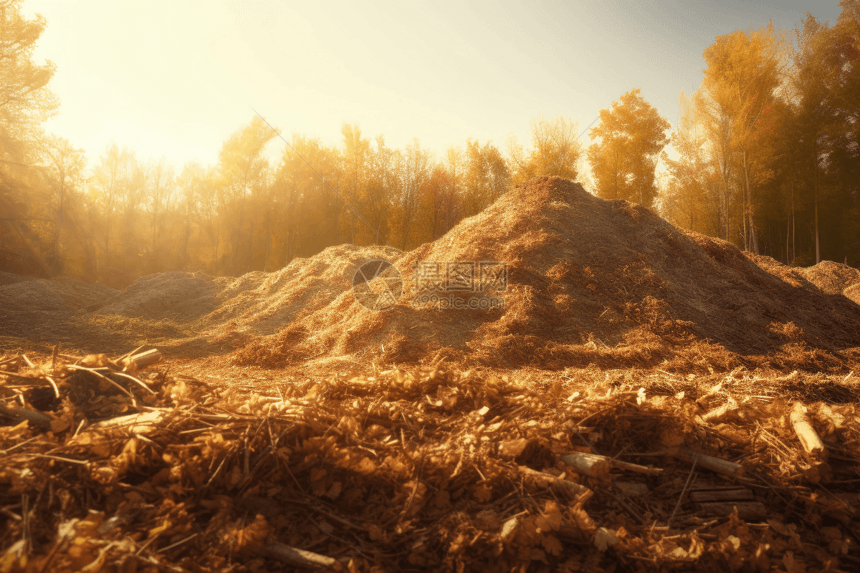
left=235, top=177, right=860, bottom=372
left=800, top=260, right=860, bottom=296
left=93, top=271, right=220, bottom=320
left=746, top=256, right=860, bottom=306
left=205, top=244, right=403, bottom=336
left=0, top=276, right=115, bottom=313
left=3, top=177, right=857, bottom=370
left=845, top=284, right=860, bottom=305
left=0, top=277, right=117, bottom=348
left=49, top=245, right=406, bottom=353
left=0, top=272, right=30, bottom=287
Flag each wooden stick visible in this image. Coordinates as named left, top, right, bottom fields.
left=67, top=365, right=134, bottom=399
left=22, top=494, right=30, bottom=556
left=261, top=542, right=343, bottom=570
left=45, top=376, right=60, bottom=399
left=674, top=446, right=744, bottom=478
left=689, top=489, right=754, bottom=503
left=698, top=501, right=766, bottom=521
left=20, top=355, right=35, bottom=368
left=111, top=371, right=156, bottom=395
left=0, top=371, right=42, bottom=380
left=85, top=410, right=164, bottom=434
left=559, top=452, right=661, bottom=477
left=668, top=449, right=699, bottom=527
left=790, top=402, right=827, bottom=460
left=0, top=404, right=52, bottom=427
left=609, top=458, right=664, bottom=475
left=23, top=454, right=87, bottom=465
left=124, top=349, right=162, bottom=371
left=117, top=345, right=145, bottom=362
left=159, top=533, right=199, bottom=553
left=517, top=465, right=593, bottom=500
left=560, top=452, right=611, bottom=478
left=0, top=436, right=38, bottom=454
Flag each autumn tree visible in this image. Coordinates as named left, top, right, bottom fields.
left=40, top=135, right=87, bottom=275
left=700, top=24, right=784, bottom=253
left=661, top=91, right=721, bottom=235
left=174, top=161, right=205, bottom=269
left=588, top=89, right=670, bottom=208
left=789, top=9, right=860, bottom=264
left=271, top=138, right=308, bottom=265
left=0, top=0, right=59, bottom=276
left=0, top=0, right=57, bottom=143
left=508, top=116, right=583, bottom=183
left=461, top=139, right=510, bottom=217
left=272, top=135, right=343, bottom=261
left=393, top=139, right=430, bottom=250
left=418, top=165, right=460, bottom=241
left=143, top=158, right=175, bottom=268
left=90, top=143, right=135, bottom=277
left=363, top=135, right=394, bottom=245
left=216, top=116, right=276, bottom=275
left=340, top=124, right=372, bottom=244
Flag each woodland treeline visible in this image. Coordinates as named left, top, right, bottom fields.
left=1, top=0, right=858, bottom=288
left=661, top=3, right=860, bottom=267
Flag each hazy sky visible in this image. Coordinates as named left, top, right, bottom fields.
left=25, top=0, right=842, bottom=170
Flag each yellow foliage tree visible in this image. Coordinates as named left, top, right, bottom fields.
left=700, top=23, right=784, bottom=253
left=588, top=89, right=670, bottom=208
left=661, top=91, right=721, bottom=235
left=508, top=116, right=583, bottom=183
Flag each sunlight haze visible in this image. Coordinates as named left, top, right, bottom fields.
left=26, top=0, right=841, bottom=167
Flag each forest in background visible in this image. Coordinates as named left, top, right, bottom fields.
left=1, top=0, right=858, bottom=288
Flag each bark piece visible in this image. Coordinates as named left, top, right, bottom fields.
left=262, top=542, right=343, bottom=570
left=673, top=446, right=745, bottom=478
left=560, top=452, right=662, bottom=477
left=124, top=349, right=163, bottom=371
left=610, top=458, right=663, bottom=475
left=0, top=404, right=52, bottom=428
left=689, top=489, right=754, bottom=503
left=560, top=452, right=611, bottom=477
left=698, top=501, right=766, bottom=521
left=790, top=402, right=827, bottom=460
left=517, top=465, right=592, bottom=500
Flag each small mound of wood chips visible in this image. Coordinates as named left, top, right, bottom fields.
left=1, top=349, right=859, bottom=572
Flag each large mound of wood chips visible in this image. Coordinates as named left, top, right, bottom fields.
left=235, top=178, right=860, bottom=373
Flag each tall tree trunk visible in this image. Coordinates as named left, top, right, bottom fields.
left=263, top=210, right=271, bottom=272
left=812, top=142, right=820, bottom=264
left=740, top=150, right=758, bottom=253
left=814, top=195, right=820, bottom=264
left=790, top=179, right=796, bottom=264
left=182, top=214, right=190, bottom=270
left=53, top=178, right=65, bottom=270
left=613, top=148, right=619, bottom=200
left=246, top=219, right=255, bottom=275
left=719, top=151, right=731, bottom=242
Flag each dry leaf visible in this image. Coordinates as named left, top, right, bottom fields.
left=473, top=484, right=491, bottom=502
left=541, top=534, right=563, bottom=556
left=594, top=528, right=618, bottom=552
